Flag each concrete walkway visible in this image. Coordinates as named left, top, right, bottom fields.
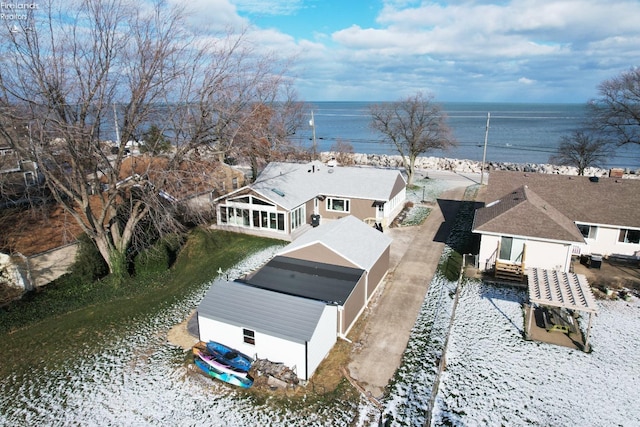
left=347, top=185, right=469, bottom=399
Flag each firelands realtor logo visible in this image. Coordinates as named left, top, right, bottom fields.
left=1, top=2, right=38, bottom=21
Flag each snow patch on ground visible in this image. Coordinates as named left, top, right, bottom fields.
left=0, top=245, right=378, bottom=426
left=432, top=280, right=640, bottom=426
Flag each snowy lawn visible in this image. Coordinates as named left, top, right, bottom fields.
left=382, top=262, right=458, bottom=426
left=0, top=246, right=378, bottom=426
left=432, top=280, right=640, bottom=426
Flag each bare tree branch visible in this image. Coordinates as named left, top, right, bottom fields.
left=369, top=92, right=455, bottom=185
left=589, top=67, right=640, bottom=146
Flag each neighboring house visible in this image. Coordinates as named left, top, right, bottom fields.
left=117, top=155, right=246, bottom=219
left=197, top=280, right=337, bottom=382
left=197, top=215, right=392, bottom=380
left=0, top=144, right=44, bottom=208
left=212, top=160, right=407, bottom=241
left=473, top=171, right=640, bottom=277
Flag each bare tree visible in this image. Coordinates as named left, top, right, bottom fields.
left=550, top=130, right=611, bottom=175
left=369, top=92, right=455, bottom=185
left=329, top=140, right=355, bottom=165
left=0, top=0, right=300, bottom=279
left=589, top=67, right=640, bottom=146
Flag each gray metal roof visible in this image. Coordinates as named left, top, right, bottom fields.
left=250, top=161, right=406, bottom=210
left=244, top=256, right=365, bottom=305
left=278, top=215, right=392, bottom=271
left=198, top=280, right=327, bottom=343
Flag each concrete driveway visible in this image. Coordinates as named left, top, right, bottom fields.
left=347, top=184, right=470, bottom=399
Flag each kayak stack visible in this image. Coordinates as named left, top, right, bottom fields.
left=192, top=341, right=254, bottom=388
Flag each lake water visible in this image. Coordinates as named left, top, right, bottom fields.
left=295, top=102, right=640, bottom=169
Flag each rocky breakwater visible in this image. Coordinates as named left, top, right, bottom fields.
left=321, top=152, right=640, bottom=178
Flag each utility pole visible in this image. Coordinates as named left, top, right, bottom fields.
left=113, top=103, right=120, bottom=146
left=309, top=110, right=317, bottom=160
left=480, top=112, right=490, bottom=185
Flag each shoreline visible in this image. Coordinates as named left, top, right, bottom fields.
left=319, top=152, right=640, bottom=178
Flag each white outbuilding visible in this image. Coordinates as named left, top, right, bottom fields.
left=197, top=280, right=337, bottom=381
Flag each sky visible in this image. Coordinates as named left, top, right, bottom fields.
left=173, top=0, right=640, bottom=103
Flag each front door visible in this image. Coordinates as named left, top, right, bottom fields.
left=499, top=237, right=525, bottom=263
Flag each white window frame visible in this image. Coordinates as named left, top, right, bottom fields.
left=618, top=228, right=640, bottom=244
left=326, top=197, right=350, bottom=213
left=291, top=205, right=306, bottom=230
left=577, top=224, right=598, bottom=240
left=243, top=328, right=255, bottom=345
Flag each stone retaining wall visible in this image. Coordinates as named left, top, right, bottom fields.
left=320, top=152, right=640, bottom=178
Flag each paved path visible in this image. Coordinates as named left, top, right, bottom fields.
left=347, top=185, right=469, bottom=399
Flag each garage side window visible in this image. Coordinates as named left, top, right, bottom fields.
left=243, top=328, right=255, bottom=345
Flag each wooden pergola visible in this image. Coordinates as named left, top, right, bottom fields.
left=527, top=268, right=599, bottom=351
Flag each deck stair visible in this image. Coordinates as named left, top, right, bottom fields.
left=494, top=261, right=525, bottom=283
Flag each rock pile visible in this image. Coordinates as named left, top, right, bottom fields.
left=320, top=152, right=640, bottom=178
left=252, top=359, right=299, bottom=388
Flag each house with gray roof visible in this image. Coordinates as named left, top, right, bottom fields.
left=212, top=160, right=406, bottom=240
left=197, top=280, right=337, bottom=381
left=197, top=215, right=392, bottom=380
left=473, top=170, right=640, bottom=276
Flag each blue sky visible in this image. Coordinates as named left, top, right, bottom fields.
left=173, top=0, right=640, bottom=103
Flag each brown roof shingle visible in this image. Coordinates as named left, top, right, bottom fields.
left=473, top=185, right=585, bottom=242
left=484, top=171, right=640, bottom=229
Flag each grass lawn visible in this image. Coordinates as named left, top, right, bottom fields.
left=0, top=229, right=284, bottom=378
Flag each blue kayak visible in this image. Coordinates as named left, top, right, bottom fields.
left=205, top=341, right=253, bottom=373
left=193, top=357, right=253, bottom=388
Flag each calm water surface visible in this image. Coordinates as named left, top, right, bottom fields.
left=296, top=102, right=640, bottom=169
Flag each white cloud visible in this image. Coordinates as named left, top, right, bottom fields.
left=165, top=0, right=640, bottom=101
left=169, top=0, right=247, bottom=32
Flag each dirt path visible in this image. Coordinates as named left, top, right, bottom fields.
left=347, top=186, right=469, bottom=399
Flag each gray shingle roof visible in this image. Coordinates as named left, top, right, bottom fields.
left=198, top=280, right=327, bottom=343
left=485, top=171, right=640, bottom=228
left=277, top=215, right=391, bottom=272
left=250, top=161, right=406, bottom=210
left=244, top=256, right=365, bottom=305
left=473, top=185, right=585, bottom=242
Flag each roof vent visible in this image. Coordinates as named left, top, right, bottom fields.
left=271, top=188, right=285, bottom=197
left=589, top=176, right=599, bottom=183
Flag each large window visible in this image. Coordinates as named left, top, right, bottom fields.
left=577, top=224, right=598, bottom=239
left=243, top=328, right=255, bottom=345
left=618, top=228, right=640, bottom=244
left=326, top=197, right=350, bottom=212
left=291, top=205, right=306, bottom=230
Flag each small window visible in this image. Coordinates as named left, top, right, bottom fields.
left=24, top=171, right=36, bottom=186
left=243, top=328, right=255, bottom=345
left=619, top=228, right=640, bottom=244
left=577, top=224, right=597, bottom=239
left=232, top=177, right=239, bottom=189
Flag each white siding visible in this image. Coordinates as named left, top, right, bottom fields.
left=576, top=225, right=640, bottom=257
left=198, top=305, right=338, bottom=381
left=306, top=305, right=338, bottom=378
left=524, top=240, right=573, bottom=272
left=478, top=234, right=573, bottom=272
